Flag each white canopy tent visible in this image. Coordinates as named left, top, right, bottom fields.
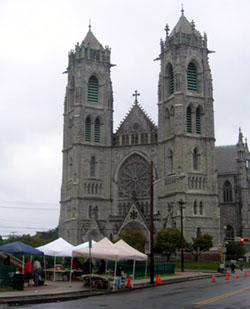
left=73, top=237, right=148, bottom=287
left=114, top=240, right=147, bottom=261
left=37, top=238, right=98, bottom=285
left=37, top=237, right=75, bottom=282
left=37, top=237, right=74, bottom=257
left=73, top=237, right=136, bottom=290
left=114, top=239, right=148, bottom=279
left=72, top=237, right=134, bottom=261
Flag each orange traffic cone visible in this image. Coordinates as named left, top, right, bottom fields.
left=236, top=273, right=239, bottom=279
left=156, top=274, right=160, bottom=284
left=159, top=274, right=162, bottom=284
left=126, top=275, right=131, bottom=288
left=226, top=272, right=229, bottom=280
left=244, top=271, right=247, bottom=278
left=211, top=274, right=216, bottom=283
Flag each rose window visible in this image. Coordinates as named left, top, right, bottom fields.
left=118, top=154, right=150, bottom=198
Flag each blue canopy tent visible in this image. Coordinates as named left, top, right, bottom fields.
left=0, top=241, right=44, bottom=274
left=0, top=241, right=44, bottom=256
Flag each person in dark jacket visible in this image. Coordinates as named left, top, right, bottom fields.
left=97, top=260, right=105, bottom=274
left=115, top=263, right=122, bottom=289
left=83, top=259, right=93, bottom=274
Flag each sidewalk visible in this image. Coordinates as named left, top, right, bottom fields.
left=0, top=271, right=222, bottom=306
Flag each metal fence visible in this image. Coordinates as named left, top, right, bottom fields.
left=106, top=261, right=175, bottom=277
left=0, top=266, right=16, bottom=287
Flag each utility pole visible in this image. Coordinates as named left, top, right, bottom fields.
left=150, top=161, right=154, bottom=284
left=178, top=199, right=185, bottom=272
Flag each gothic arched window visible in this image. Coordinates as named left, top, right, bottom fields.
left=223, top=180, right=233, bottom=202
left=196, top=227, right=201, bottom=237
left=193, top=147, right=199, bottom=170
left=168, top=149, right=173, bottom=173
left=186, top=106, right=192, bottom=133
left=90, top=156, right=96, bottom=177
left=196, top=107, right=201, bottom=134
left=199, top=201, right=203, bottom=215
left=94, top=118, right=100, bottom=143
left=225, top=225, right=234, bottom=241
left=187, top=62, right=197, bottom=92
left=88, top=76, right=99, bottom=103
left=193, top=201, right=197, bottom=214
left=85, top=117, right=91, bottom=142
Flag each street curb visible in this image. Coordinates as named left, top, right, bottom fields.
left=0, top=274, right=216, bottom=306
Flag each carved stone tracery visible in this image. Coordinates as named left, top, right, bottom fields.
left=118, top=154, right=150, bottom=198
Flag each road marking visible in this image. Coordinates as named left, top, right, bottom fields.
left=195, top=286, right=250, bottom=306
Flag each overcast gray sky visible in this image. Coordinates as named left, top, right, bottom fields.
left=0, top=0, right=249, bottom=238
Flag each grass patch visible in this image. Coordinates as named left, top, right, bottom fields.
left=0, top=287, right=16, bottom=292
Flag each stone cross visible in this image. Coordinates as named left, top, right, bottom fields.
left=165, top=24, right=169, bottom=37
left=133, top=90, right=140, bottom=104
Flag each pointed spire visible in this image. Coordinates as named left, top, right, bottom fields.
left=181, top=3, right=184, bottom=16
left=245, top=138, right=249, bottom=151
left=88, top=19, right=92, bottom=33
left=238, top=127, right=243, bottom=144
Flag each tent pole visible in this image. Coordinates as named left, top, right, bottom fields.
left=53, top=256, right=56, bottom=281
left=69, top=256, right=73, bottom=287
left=132, top=260, right=136, bottom=280
left=43, top=256, right=46, bottom=284
left=22, top=255, right=24, bottom=274
left=113, top=261, right=117, bottom=291
left=145, top=260, right=148, bottom=279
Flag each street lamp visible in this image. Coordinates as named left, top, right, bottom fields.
left=178, top=199, right=185, bottom=272
left=149, top=165, right=186, bottom=282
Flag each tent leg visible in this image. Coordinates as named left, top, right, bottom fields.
left=69, top=256, right=73, bottom=287
left=113, top=261, right=117, bottom=291
left=132, top=260, right=136, bottom=280
left=22, top=255, right=24, bottom=274
left=43, top=256, right=46, bottom=284
left=53, top=256, right=56, bottom=281
left=145, top=260, right=148, bottom=279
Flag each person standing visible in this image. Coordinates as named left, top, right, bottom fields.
left=115, top=263, right=122, bottom=290
left=33, top=258, right=41, bottom=286
left=24, top=258, right=33, bottom=285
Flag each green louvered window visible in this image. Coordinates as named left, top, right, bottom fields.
left=94, top=118, right=100, bottom=143
left=187, top=106, right=192, bottom=133
left=169, top=65, right=174, bottom=95
left=196, top=107, right=201, bottom=134
left=85, top=117, right=91, bottom=142
left=187, top=62, right=197, bottom=92
left=88, top=76, right=99, bottom=103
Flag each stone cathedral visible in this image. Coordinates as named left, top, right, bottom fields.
left=59, top=11, right=250, bottom=248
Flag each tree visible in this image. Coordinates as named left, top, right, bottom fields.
left=154, top=228, right=183, bottom=261
left=226, top=242, right=246, bottom=259
left=119, top=229, right=147, bottom=253
left=186, top=233, right=213, bottom=261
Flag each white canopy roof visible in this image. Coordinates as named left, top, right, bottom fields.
left=73, top=240, right=96, bottom=251
left=114, top=239, right=148, bottom=261
left=72, top=237, right=135, bottom=261
left=37, top=237, right=74, bottom=257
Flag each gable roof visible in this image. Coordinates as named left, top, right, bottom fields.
left=215, top=146, right=237, bottom=174
left=115, top=103, right=157, bottom=135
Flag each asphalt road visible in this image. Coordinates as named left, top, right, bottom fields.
left=1, top=274, right=250, bottom=308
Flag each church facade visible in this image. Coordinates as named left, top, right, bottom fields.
left=58, top=12, right=250, bottom=248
